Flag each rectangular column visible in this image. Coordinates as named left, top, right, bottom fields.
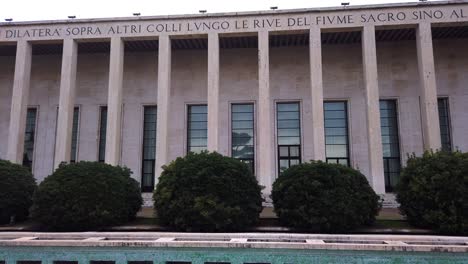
left=207, top=33, right=221, bottom=152
left=362, top=25, right=385, bottom=194
left=6, top=40, right=32, bottom=163
left=257, top=31, right=275, bottom=194
left=155, top=35, right=171, bottom=180
left=54, top=39, right=78, bottom=168
left=309, top=27, right=326, bottom=161
left=105, top=37, right=124, bottom=165
left=416, top=22, right=441, bottom=150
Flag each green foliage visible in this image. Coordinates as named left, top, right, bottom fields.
left=31, top=161, right=142, bottom=231
left=396, top=151, right=468, bottom=235
left=153, top=151, right=263, bottom=232
left=272, top=161, right=381, bottom=233
left=0, top=160, right=37, bottom=224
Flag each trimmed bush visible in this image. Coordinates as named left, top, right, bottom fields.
left=396, top=151, right=468, bottom=235
left=272, top=161, right=381, bottom=232
left=0, top=160, right=37, bottom=224
left=31, top=161, right=142, bottom=231
left=153, top=151, right=263, bottom=232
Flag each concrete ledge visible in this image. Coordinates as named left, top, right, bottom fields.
left=0, top=232, right=466, bottom=253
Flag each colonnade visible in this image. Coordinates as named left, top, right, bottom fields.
left=5, top=23, right=442, bottom=194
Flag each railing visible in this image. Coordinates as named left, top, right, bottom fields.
left=0, top=232, right=467, bottom=263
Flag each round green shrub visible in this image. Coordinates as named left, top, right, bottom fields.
left=272, top=161, right=381, bottom=232
left=396, top=151, right=468, bottom=235
left=153, top=151, right=263, bottom=232
left=31, top=161, right=142, bottom=231
left=0, top=160, right=37, bottom=224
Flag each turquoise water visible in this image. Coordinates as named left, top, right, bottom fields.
left=1, top=246, right=467, bottom=264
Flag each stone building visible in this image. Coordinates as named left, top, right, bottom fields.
left=1, top=1, right=467, bottom=206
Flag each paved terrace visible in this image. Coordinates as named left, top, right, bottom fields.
left=0, top=232, right=467, bottom=253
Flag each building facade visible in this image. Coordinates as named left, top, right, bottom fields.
left=1, top=1, right=467, bottom=206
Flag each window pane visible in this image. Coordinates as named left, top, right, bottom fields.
left=231, top=103, right=255, bottom=173
left=324, top=101, right=349, bottom=165
left=98, top=106, right=107, bottom=162
left=290, top=159, right=300, bottom=166
left=278, top=136, right=300, bottom=145
left=380, top=100, right=401, bottom=192
left=276, top=102, right=301, bottom=174
left=141, top=106, right=157, bottom=192
left=279, top=146, right=289, bottom=157
left=232, top=103, right=253, bottom=113
left=438, top=98, right=452, bottom=152
left=289, top=146, right=300, bottom=157
left=232, top=146, right=254, bottom=159
left=189, top=105, right=207, bottom=113
left=326, top=145, right=348, bottom=158
left=278, top=128, right=300, bottom=137
left=232, top=129, right=254, bottom=138
left=338, top=159, right=349, bottom=166
left=22, top=108, right=37, bottom=170
left=277, top=103, right=299, bottom=111
left=232, top=120, right=253, bottom=129
left=324, top=102, right=345, bottom=111
left=277, top=119, right=300, bottom=129
left=325, top=136, right=347, bottom=145
left=188, top=105, right=207, bottom=153
left=232, top=112, right=253, bottom=121
left=325, top=127, right=347, bottom=136
left=279, top=159, right=289, bottom=173
left=70, top=107, right=80, bottom=163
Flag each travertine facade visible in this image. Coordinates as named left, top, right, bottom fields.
left=1, top=1, right=468, bottom=206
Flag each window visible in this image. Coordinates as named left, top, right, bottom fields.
left=277, top=102, right=301, bottom=174
left=142, top=106, right=157, bottom=192
left=324, top=101, right=350, bottom=166
left=438, top=98, right=452, bottom=152
left=22, top=108, right=37, bottom=170
left=231, top=103, right=255, bottom=173
left=380, top=100, right=401, bottom=192
left=187, top=105, right=208, bottom=153
left=70, top=107, right=80, bottom=163
left=98, top=106, right=107, bottom=162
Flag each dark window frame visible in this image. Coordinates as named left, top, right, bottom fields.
left=22, top=107, right=38, bottom=170
left=141, top=105, right=157, bottom=193
left=438, top=97, right=452, bottom=152
left=276, top=101, right=302, bottom=175
left=98, top=106, right=108, bottom=163
left=380, top=99, right=401, bottom=193
left=324, top=100, right=350, bottom=167
left=70, top=106, right=80, bottom=163
left=231, top=102, right=255, bottom=174
left=187, top=104, right=208, bottom=154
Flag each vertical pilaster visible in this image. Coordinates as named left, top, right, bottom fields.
left=207, top=33, right=221, bottom=152
left=155, top=35, right=171, bottom=180
left=7, top=40, right=32, bottom=163
left=362, top=25, right=385, bottom=194
left=54, top=39, right=78, bottom=168
left=309, top=27, right=326, bottom=161
left=105, top=37, right=124, bottom=165
left=416, top=22, right=441, bottom=150
left=257, top=31, right=275, bottom=194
